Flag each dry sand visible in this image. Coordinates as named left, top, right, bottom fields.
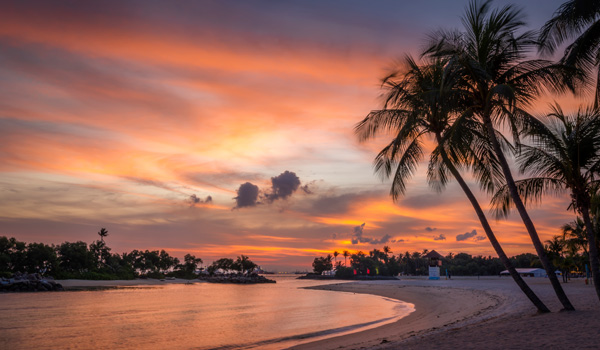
left=292, top=277, right=600, bottom=350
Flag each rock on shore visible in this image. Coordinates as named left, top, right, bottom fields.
left=1, top=272, right=64, bottom=292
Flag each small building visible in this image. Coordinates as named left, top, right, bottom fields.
left=424, top=250, right=443, bottom=280
left=500, top=268, right=547, bottom=277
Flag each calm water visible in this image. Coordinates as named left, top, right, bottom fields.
left=0, top=276, right=413, bottom=349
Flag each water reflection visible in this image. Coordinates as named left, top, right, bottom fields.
left=0, top=276, right=413, bottom=349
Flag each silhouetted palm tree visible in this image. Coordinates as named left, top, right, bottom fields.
left=383, top=246, right=392, bottom=255
left=539, top=0, right=600, bottom=107
left=97, top=228, right=108, bottom=244
left=424, top=0, right=580, bottom=310
left=343, top=250, right=350, bottom=266
left=491, top=105, right=600, bottom=300
left=333, top=251, right=339, bottom=265
left=356, top=55, right=550, bottom=312
left=383, top=246, right=392, bottom=263
left=562, top=218, right=589, bottom=257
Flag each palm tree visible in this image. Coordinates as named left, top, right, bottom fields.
left=383, top=246, right=392, bottom=256
left=562, top=218, right=589, bottom=258
left=546, top=236, right=566, bottom=260
left=97, top=228, right=108, bottom=244
left=383, top=246, right=392, bottom=264
left=424, top=0, right=580, bottom=310
left=545, top=236, right=568, bottom=283
left=333, top=251, right=339, bottom=265
left=343, top=250, right=350, bottom=266
left=491, top=105, right=600, bottom=300
left=539, top=0, right=600, bottom=107
left=356, top=55, right=550, bottom=312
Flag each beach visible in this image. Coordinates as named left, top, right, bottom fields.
left=293, top=277, right=600, bottom=350
left=54, top=276, right=600, bottom=349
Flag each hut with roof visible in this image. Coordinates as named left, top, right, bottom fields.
left=424, top=250, right=443, bottom=280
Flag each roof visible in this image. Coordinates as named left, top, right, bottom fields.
left=500, top=268, right=545, bottom=274
left=424, top=250, right=444, bottom=259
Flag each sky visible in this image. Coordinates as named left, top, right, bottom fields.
left=0, top=0, right=587, bottom=271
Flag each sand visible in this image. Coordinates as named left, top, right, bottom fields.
left=292, top=277, right=600, bottom=350
left=57, top=278, right=203, bottom=288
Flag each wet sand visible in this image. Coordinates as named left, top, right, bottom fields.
left=57, top=278, right=203, bottom=289
left=292, top=277, right=600, bottom=350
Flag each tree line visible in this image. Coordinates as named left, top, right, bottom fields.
left=355, top=0, right=600, bottom=311
left=0, top=229, right=257, bottom=280
left=313, top=247, right=543, bottom=278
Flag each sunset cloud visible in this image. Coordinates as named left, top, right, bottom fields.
left=233, top=183, right=260, bottom=209
left=265, top=171, right=302, bottom=202
left=456, top=230, right=478, bottom=242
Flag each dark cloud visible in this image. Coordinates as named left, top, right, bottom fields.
left=474, top=236, right=487, bottom=241
left=188, top=194, right=212, bottom=207
left=233, top=182, right=259, bottom=209
left=391, top=239, right=406, bottom=243
left=232, top=171, right=308, bottom=209
left=300, top=183, right=313, bottom=194
left=456, top=229, right=478, bottom=241
left=425, top=227, right=437, bottom=232
left=351, top=223, right=366, bottom=244
left=350, top=223, right=391, bottom=245
left=433, top=234, right=446, bottom=241
left=265, top=170, right=301, bottom=202
left=371, top=234, right=391, bottom=245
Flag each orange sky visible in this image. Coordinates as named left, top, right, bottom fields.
left=0, top=0, right=586, bottom=271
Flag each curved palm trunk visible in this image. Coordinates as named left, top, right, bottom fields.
left=435, top=134, right=550, bottom=313
left=580, top=205, right=600, bottom=301
left=482, top=116, right=575, bottom=311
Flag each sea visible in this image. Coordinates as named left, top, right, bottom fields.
left=0, top=275, right=414, bottom=349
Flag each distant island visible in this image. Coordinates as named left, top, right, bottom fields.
left=0, top=229, right=274, bottom=291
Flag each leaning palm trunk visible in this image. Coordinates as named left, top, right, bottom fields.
left=482, top=116, right=575, bottom=311
left=436, top=133, right=550, bottom=313
left=580, top=205, right=600, bottom=300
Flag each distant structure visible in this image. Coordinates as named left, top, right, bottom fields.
left=500, top=268, right=547, bottom=278
left=425, top=250, right=443, bottom=280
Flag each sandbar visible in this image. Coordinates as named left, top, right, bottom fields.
left=57, top=278, right=203, bottom=289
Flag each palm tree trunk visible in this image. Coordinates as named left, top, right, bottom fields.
left=580, top=205, right=600, bottom=301
left=482, top=116, right=575, bottom=311
left=435, top=134, right=550, bottom=312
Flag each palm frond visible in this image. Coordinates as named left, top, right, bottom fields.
left=491, top=177, right=566, bottom=218
left=385, top=134, right=425, bottom=200
left=355, top=109, right=412, bottom=142
left=539, top=0, right=600, bottom=55
left=427, top=145, right=450, bottom=193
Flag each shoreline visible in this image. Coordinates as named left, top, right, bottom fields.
left=56, top=278, right=204, bottom=290
left=291, top=277, right=600, bottom=350
left=52, top=276, right=600, bottom=349
left=291, top=278, right=504, bottom=350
